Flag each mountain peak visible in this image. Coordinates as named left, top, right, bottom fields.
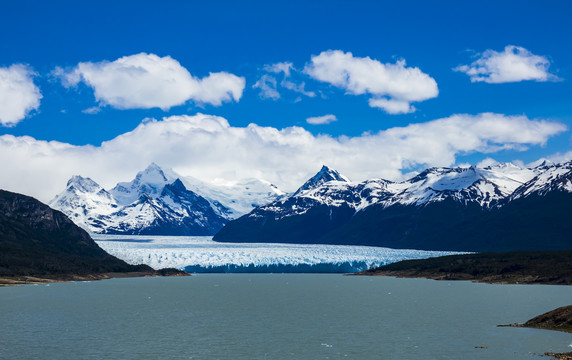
left=294, top=165, right=350, bottom=195
left=66, top=175, right=102, bottom=193
left=136, top=163, right=169, bottom=184
left=110, top=163, right=173, bottom=205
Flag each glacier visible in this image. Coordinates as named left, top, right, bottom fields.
left=93, top=235, right=463, bottom=273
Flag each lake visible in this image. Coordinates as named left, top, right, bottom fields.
left=1, top=275, right=571, bottom=359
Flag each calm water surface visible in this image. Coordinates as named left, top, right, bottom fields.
left=1, top=275, right=571, bottom=359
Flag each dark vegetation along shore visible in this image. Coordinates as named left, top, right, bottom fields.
left=0, top=189, right=188, bottom=286
left=355, top=250, right=572, bottom=285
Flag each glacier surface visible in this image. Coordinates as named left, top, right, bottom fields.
left=93, top=235, right=463, bottom=273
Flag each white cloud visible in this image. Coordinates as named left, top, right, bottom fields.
left=306, top=114, right=337, bottom=125
left=0, top=113, right=565, bottom=203
left=254, top=61, right=315, bottom=100
left=476, top=157, right=499, bottom=168
left=454, top=45, right=558, bottom=83
left=264, top=62, right=293, bottom=77
left=56, top=53, right=245, bottom=110
left=82, top=106, right=101, bottom=115
left=368, top=98, right=415, bottom=114
left=282, top=79, right=316, bottom=98
left=545, top=150, right=572, bottom=164
left=304, top=50, right=438, bottom=114
left=253, top=74, right=280, bottom=100
left=0, top=64, right=42, bottom=126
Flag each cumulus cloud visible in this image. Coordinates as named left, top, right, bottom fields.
left=0, top=112, right=566, bottom=202
left=306, top=114, right=338, bottom=125
left=55, top=53, right=245, bottom=110
left=0, top=64, right=42, bottom=126
left=304, top=50, right=438, bottom=114
left=454, top=45, right=559, bottom=83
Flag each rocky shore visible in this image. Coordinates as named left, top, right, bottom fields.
left=0, top=268, right=189, bottom=286
left=499, top=305, right=572, bottom=359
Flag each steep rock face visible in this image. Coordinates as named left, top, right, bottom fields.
left=214, top=161, right=572, bottom=252
left=0, top=189, right=150, bottom=276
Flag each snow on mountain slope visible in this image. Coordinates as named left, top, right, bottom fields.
left=509, top=160, right=572, bottom=200
left=386, top=165, right=535, bottom=207
left=179, top=175, right=284, bottom=217
left=93, top=180, right=229, bottom=235
left=110, top=163, right=171, bottom=205
left=293, top=165, right=351, bottom=196
left=248, top=163, right=536, bottom=222
left=49, top=175, right=119, bottom=229
left=50, top=163, right=285, bottom=234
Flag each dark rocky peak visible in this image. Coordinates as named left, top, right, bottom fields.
left=294, top=165, right=351, bottom=196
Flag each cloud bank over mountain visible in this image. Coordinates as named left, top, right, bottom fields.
left=0, top=112, right=565, bottom=202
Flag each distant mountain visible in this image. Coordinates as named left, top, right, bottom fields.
left=0, top=189, right=156, bottom=278
left=214, top=161, right=572, bottom=252
left=50, top=163, right=283, bottom=235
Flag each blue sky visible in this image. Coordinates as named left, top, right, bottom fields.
left=0, top=0, right=571, bottom=200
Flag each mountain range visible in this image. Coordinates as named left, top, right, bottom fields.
left=49, top=163, right=284, bottom=235
left=214, top=161, right=572, bottom=252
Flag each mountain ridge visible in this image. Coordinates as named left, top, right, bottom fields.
left=214, top=160, right=572, bottom=252
left=50, top=163, right=284, bottom=235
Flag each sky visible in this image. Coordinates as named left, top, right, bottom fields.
left=1, top=0, right=571, bottom=202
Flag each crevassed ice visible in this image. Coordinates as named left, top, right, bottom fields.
left=94, top=235, right=462, bottom=272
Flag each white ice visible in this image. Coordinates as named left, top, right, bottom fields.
left=94, top=235, right=462, bottom=272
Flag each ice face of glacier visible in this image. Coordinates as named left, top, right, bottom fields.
left=93, top=235, right=463, bottom=273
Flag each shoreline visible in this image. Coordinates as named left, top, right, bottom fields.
left=0, top=269, right=190, bottom=287
left=498, top=305, right=572, bottom=359
left=350, top=270, right=572, bottom=286
left=352, top=250, right=572, bottom=286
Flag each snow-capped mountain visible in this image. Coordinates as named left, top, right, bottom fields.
left=508, top=161, right=572, bottom=200
left=293, top=165, right=351, bottom=196
left=49, top=175, right=119, bottom=229
left=214, top=161, right=572, bottom=252
left=50, top=163, right=284, bottom=235
left=180, top=175, right=285, bottom=218
left=233, top=163, right=537, bottom=224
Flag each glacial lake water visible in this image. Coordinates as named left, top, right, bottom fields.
left=1, top=275, right=571, bottom=360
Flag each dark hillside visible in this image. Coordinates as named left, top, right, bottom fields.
left=0, top=189, right=183, bottom=280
